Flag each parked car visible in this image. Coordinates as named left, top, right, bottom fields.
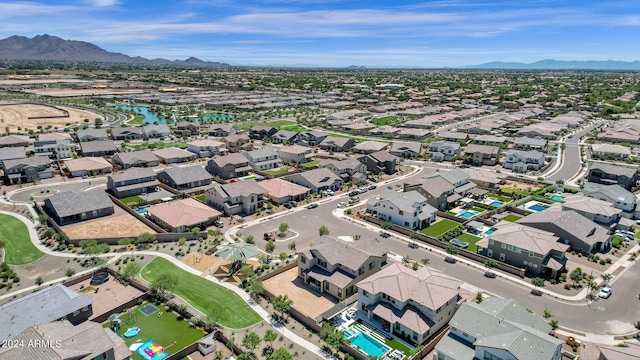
left=307, top=203, right=318, bottom=209
left=264, top=232, right=276, bottom=241
left=358, top=187, right=368, bottom=194
left=348, top=197, right=360, bottom=205
left=459, top=164, right=470, bottom=168
left=349, top=190, right=360, bottom=197
left=283, top=200, right=298, bottom=209
left=324, top=189, right=334, bottom=196
left=337, top=202, right=347, bottom=208
left=213, top=220, right=224, bottom=228
left=380, top=231, right=391, bottom=238
left=368, top=185, right=377, bottom=190
left=598, top=286, right=612, bottom=299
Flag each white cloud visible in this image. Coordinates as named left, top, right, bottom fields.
left=86, top=0, right=118, bottom=6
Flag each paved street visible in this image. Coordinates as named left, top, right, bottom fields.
left=8, top=178, right=107, bottom=202
left=547, top=122, right=604, bottom=182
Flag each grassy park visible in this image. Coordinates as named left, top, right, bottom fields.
left=141, top=258, right=262, bottom=329
left=371, top=115, right=399, bottom=126
left=0, top=214, right=44, bottom=265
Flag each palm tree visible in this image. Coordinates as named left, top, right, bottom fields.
left=601, top=273, right=612, bottom=285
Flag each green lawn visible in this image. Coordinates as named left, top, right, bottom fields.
left=420, top=219, right=461, bottom=237
left=195, top=195, right=206, bottom=203
left=264, top=167, right=289, bottom=176
left=141, top=258, right=262, bottom=329
left=0, top=214, right=44, bottom=265
left=120, top=195, right=145, bottom=207
left=503, top=214, right=522, bottom=222
left=127, top=142, right=188, bottom=151
left=371, top=116, right=399, bottom=126
left=127, top=113, right=147, bottom=125
left=103, top=304, right=204, bottom=359
left=328, top=132, right=392, bottom=144
left=237, top=120, right=298, bottom=131
left=471, top=207, right=485, bottom=213
left=456, top=233, right=482, bottom=253
left=301, top=160, right=320, bottom=168
left=487, top=193, right=512, bottom=202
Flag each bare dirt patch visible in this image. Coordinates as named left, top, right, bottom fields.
left=0, top=102, right=103, bottom=132
left=62, top=206, right=155, bottom=240
left=182, top=253, right=221, bottom=273
left=22, top=88, right=145, bottom=97
left=262, top=267, right=335, bottom=319
left=68, top=276, right=145, bottom=320
left=502, top=180, right=545, bottom=192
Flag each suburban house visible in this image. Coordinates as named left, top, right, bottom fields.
left=473, top=134, right=509, bottom=147
left=0, top=320, right=131, bottom=360
left=284, top=167, right=343, bottom=193
left=597, top=342, right=640, bottom=360
left=222, top=133, right=252, bottom=153
left=463, top=144, right=499, bottom=166
left=249, top=125, right=277, bottom=140
left=64, top=157, right=113, bottom=177
left=403, top=177, right=456, bottom=211
left=110, top=127, right=143, bottom=140
left=152, top=147, right=197, bottom=164
left=357, top=150, right=399, bottom=175
left=438, top=131, right=470, bottom=143
left=44, top=189, right=114, bottom=225
left=435, top=298, right=563, bottom=360
left=174, top=121, right=200, bottom=137
left=157, top=166, right=212, bottom=190
left=39, top=132, right=73, bottom=142
left=318, top=136, right=355, bottom=152
left=352, top=141, right=389, bottom=154
left=187, top=139, right=226, bottom=158
left=551, top=194, right=622, bottom=225
left=477, top=221, right=569, bottom=277
left=257, top=178, right=310, bottom=204
left=2, top=157, right=53, bottom=184
left=107, top=167, right=160, bottom=199
left=297, top=130, right=328, bottom=146
left=242, top=148, right=281, bottom=171
left=517, top=211, right=612, bottom=253
left=205, top=180, right=268, bottom=215
left=427, top=169, right=477, bottom=197
left=277, top=144, right=314, bottom=165
left=33, top=139, right=73, bottom=160
left=207, top=123, right=236, bottom=137
left=0, top=134, right=30, bottom=148
left=297, top=236, right=388, bottom=301
left=357, top=263, right=465, bottom=346
left=112, top=150, right=159, bottom=169
left=590, top=143, right=632, bottom=160
left=503, top=149, right=545, bottom=172
left=142, top=124, right=172, bottom=138
left=399, top=128, right=430, bottom=140
left=76, top=128, right=108, bottom=142
left=320, top=158, right=368, bottom=181
left=206, top=153, right=253, bottom=180
left=428, top=141, right=460, bottom=162
left=462, top=168, right=506, bottom=190
left=270, top=130, right=299, bottom=144
left=0, top=284, right=92, bottom=341
left=0, top=146, right=26, bottom=165
left=582, top=182, right=637, bottom=215
left=587, top=163, right=640, bottom=191
left=80, top=140, right=118, bottom=157
left=366, top=190, right=437, bottom=230
left=147, top=198, right=221, bottom=232
left=513, top=136, right=547, bottom=150
left=390, top=141, right=422, bottom=158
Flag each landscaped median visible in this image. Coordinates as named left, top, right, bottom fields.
left=141, top=257, right=262, bottom=329
left=0, top=213, right=45, bottom=265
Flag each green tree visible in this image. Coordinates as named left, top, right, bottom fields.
left=288, top=241, right=296, bottom=252
left=117, top=237, right=133, bottom=246
left=265, top=240, right=276, bottom=254
left=151, top=273, right=178, bottom=297
left=178, top=237, right=187, bottom=247
left=475, top=291, right=484, bottom=303
left=549, top=320, right=559, bottom=331
left=136, top=232, right=157, bottom=245
left=381, top=221, right=392, bottom=231
left=484, top=259, right=497, bottom=277
left=569, top=267, right=583, bottom=287
left=267, top=348, right=293, bottom=360
left=446, top=243, right=458, bottom=261
left=65, top=268, right=76, bottom=278
left=122, top=261, right=142, bottom=280
left=241, top=332, right=261, bottom=353
left=402, top=255, right=412, bottom=265
left=531, top=277, right=545, bottom=294
left=601, top=273, right=612, bottom=285
left=270, top=295, right=293, bottom=321
left=279, top=223, right=289, bottom=235
left=245, top=235, right=255, bottom=244
left=543, top=307, right=553, bottom=319
left=248, top=281, right=264, bottom=299
left=239, top=264, right=254, bottom=277
left=421, top=258, right=430, bottom=265
left=263, top=329, right=277, bottom=350
left=320, top=322, right=347, bottom=353
left=279, top=252, right=288, bottom=262
left=35, top=276, right=44, bottom=286
left=319, top=225, right=329, bottom=236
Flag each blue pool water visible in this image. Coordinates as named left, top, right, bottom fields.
left=113, top=105, right=233, bottom=125
left=135, top=208, right=148, bottom=215
left=458, top=211, right=476, bottom=219
left=528, top=204, right=549, bottom=212
left=489, top=200, right=504, bottom=207
left=550, top=194, right=563, bottom=202
left=485, top=228, right=495, bottom=235
left=344, top=329, right=390, bottom=358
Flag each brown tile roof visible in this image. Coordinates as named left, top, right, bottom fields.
left=300, top=236, right=387, bottom=271
left=257, top=178, right=310, bottom=198
left=148, top=198, right=221, bottom=228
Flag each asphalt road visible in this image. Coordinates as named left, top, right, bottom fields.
left=8, top=178, right=107, bottom=202
left=547, top=122, right=604, bottom=182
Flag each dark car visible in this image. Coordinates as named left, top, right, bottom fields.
left=380, top=231, right=391, bottom=238
left=368, top=185, right=377, bottom=190
left=349, top=190, right=360, bottom=196
left=264, top=232, right=276, bottom=241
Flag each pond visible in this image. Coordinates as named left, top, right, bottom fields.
left=113, top=106, right=234, bottom=125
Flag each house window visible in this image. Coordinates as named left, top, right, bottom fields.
left=489, top=239, right=494, bottom=245
left=399, top=210, right=404, bottom=215
left=529, top=251, right=535, bottom=258
left=483, top=350, right=502, bottom=360
left=324, top=282, right=329, bottom=290
left=300, top=256, right=306, bottom=264
left=318, top=259, right=327, bottom=268
left=369, top=262, right=374, bottom=270
left=501, top=243, right=506, bottom=249
left=358, top=267, right=365, bottom=275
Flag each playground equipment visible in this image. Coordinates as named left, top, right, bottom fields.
left=109, top=313, right=121, bottom=334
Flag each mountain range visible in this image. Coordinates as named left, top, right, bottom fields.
left=0, top=34, right=229, bottom=66
left=467, top=59, right=640, bottom=70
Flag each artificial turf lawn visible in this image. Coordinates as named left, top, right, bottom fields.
left=0, top=214, right=44, bottom=265
left=420, top=219, right=460, bottom=237
left=456, top=233, right=482, bottom=253
left=103, top=304, right=203, bottom=359
left=141, top=257, right=262, bottom=329
left=503, top=214, right=523, bottom=222
left=371, top=116, right=399, bottom=126
left=264, top=167, right=289, bottom=176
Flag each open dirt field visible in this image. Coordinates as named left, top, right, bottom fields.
left=0, top=78, right=91, bottom=86
left=62, top=206, right=155, bottom=240
left=22, top=88, right=145, bottom=97
left=502, top=180, right=545, bottom=191
left=0, top=102, right=103, bottom=132
left=182, top=253, right=221, bottom=273
left=263, top=267, right=335, bottom=318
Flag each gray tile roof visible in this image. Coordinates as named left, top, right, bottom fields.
left=583, top=182, right=635, bottom=204
left=210, top=152, right=249, bottom=167
left=142, top=124, right=172, bottom=135
left=300, top=235, right=387, bottom=272
left=244, top=148, right=278, bottom=160
left=112, top=150, right=158, bottom=165
left=0, top=146, right=26, bottom=161
left=464, top=144, right=499, bottom=155
left=513, top=136, right=546, bottom=147
left=390, top=141, right=422, bottom=153
left=108, top=167, right=156, bottom=183
left=45, top=189, right=113, bottom=218
left=0, top=134, right=29, bottom=146
left=517, top=210, right=610, bottom=247
left=80, top=140, right=117, bottom=154
left=319, top=136, right=352, bottom=147
left=159, top=165, right=211, bottom=185
left=435, top=332, right=476, bottom=360
left=377, top=190, right=432, bottom=213
left=286, top=167, right=342, bottom=188
left=152, top=147, right=196, bottom=160
left=76, top=128, right=108, bottom=140
left=353, top=141, right=388, bottom=152
left=369, top=150, right=398, bottom=163
left=217, top=179, right=268, bottom=198
left=597, top=342, right=640, bottom=360
left=110, top=126, right=142, bottom=138
left=0, top=284, right=92, bottom=341
left=590, top=163, right=638, bottom=177
left=3, top=156, right=50, bottom=169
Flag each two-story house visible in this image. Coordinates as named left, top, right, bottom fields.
left=207, top=124, right=236, bottom=137
left=403, top=177, right=456, bottom=211
left=157, top=166, right=212, bottom=190
left=463, top=144, right=499, bottom=166
left=107, top=167, right=160, bottom=199
left=0, top=146, right=26, bottom=166
left=477, top=221, right=569, bottom=277
left=552, top=194, right=621, bottom=225
left=583, top=182, right=637, bottom=216
left=284, top=167, right=343, bottom=193
left=174, top=122, right=200, bottom=137
left=270, top=130, right=299, bottom=144
left=0, top=134, right=29, bottom=148
left=435, top=298, right=563, bottom=360
left=320, top=158, right=367, bottom=181
left=187, top=139, right=226, bottom=158
left=428, top=141, right=461, bottom=162
left=277, top=144, right=314, bottom=165
left=357, top=150, right=399, bottom=175
left=222, top=134, right=252, bottom=153
left=297, top=130, right=328, bottom=146
left=2, top=157, right=53, bottom=184
left=318, top=136, right=355, bottom=152
left=298, top=236, right=387, bottom=301
left=513, top=136, right=547, bottom=151
left=242, top=148, right=281, bottom=171
left=205, top=180, right=268, bottom=215
left=587, top=163, right=640, bottom=191
left=206, top=153, right=252, bottom=180
left=357, top=263, right=464, bottom=346
left=503, top=149, right=545, bottom=172
left=426, top=169, right=476, bottom=197
left=249, top=125, right=277, bottom=140
left=367, top=190, right=437, bottom=230
left=33, top=139, right=72, bottom=160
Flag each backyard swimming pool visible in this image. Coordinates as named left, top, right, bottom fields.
left=344, top=328, right=390, bottom=358
left=484, top=228, right=495, bottom=235
left=550, top=194, right=563, bottom=202
left=135, top=208, right=148, bottom=215
left=458, top=211, right=477, bottom=219
left=489, top=200, right=504, bottom=207
left=528, top=203, right=549, bottom=212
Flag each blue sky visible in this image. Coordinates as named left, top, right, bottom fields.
left=1, top=0, right=639, bottom=67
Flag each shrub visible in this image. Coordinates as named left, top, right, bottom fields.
left=564, top=284, right=571, bottom=290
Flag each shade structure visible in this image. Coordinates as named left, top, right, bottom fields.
left=215, top=242, right=259, bottom=262
left=109, top=313, right=121, bottom=321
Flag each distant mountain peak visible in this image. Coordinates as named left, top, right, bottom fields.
left=0, top=34, right=229, bottom=67
left=467, top=59, right=640, bottom=70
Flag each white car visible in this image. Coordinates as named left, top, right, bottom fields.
left=337, top=202, right=347, bottom=208
left=598, top=286, right=612, bottom=299
left=324, top=189, right=334, bottom=196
